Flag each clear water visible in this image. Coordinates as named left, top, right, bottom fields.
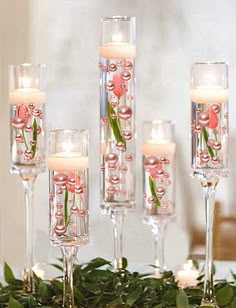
left=99, top=58, right=136, bottom=213
left=191, top=101, right=228, bottom=180
left=49, top=169, right=89, bottom=247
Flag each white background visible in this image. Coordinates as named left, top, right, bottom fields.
left=0, top=0, right=236, bottom=272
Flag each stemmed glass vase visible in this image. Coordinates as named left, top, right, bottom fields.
left=48, top=129, right=89, bottom=308
left=190, top=62, right=229, bottom=307
left=99, top=16, right=136, bottom=270
left=9, top=63, right=46, bottom=292
left=141, top=121, right=176, bottom=274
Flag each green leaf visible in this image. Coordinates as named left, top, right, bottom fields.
left=49, top=263, right=63, bottom=272
left=126, top=285, right=142, bottom=305
left=176, top=288, right=189, bottom=308
left=148, top=176, right=160, bottom=206
left=122, top=257, right=128, bottom=270
left=82, top=282, right=101, bottom=294
left=4, top=262, right=16, bottom=284
left=201, top=126, right=214, bottom=158
left=107, top=297, right=123, bottom=305
left=231, top=298, right=236, bottom=308
left=107, top=101, right=126, bottom=148
left=38, top=281, right=49, bottom=301
left=216, top=284, right=234, bottom=306
left=162, top=289, right=178, bottom=304
left=231, top=270, right=236, bottom=280
left=9, top=296, right=24, bottom=308
left=82, top=257, right=111, bottom=272
left=31, top=118, right=38, bottom=158
left=0, top=293, right=9, bottom=303
left=51, top=279, right=63, bottom=291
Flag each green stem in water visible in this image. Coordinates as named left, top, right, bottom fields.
left=106, top=102, right=126, bottom=149
left=201, top=127, right=214, bottom=158
left=31, top=118, right=38, bottom=159
left=148, top=176, right=160, bottom=207
left=64, top=189, right=69, bottom=226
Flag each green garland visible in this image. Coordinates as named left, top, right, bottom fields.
left=0, top=258, right=236, bottom=307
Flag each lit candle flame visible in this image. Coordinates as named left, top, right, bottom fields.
left=112, top=33, right=123, bottom=42
left=20, top=76, right=31, bottom=88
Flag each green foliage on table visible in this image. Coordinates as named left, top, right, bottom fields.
left=0, top=258, right=236, bottom=307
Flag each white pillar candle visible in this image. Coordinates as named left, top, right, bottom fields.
left=190, top=86, right=229, bottom=104
left=9, top=88, right=46, bottom=105
left=48, top=153, right=89, bottom=172
left=99, top=42, right=136, bottom=59
left=141, top=141, right=176, bottom=156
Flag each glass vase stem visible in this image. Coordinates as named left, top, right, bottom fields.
left=110, top=212, right=124, bottom=270
left=21, top=173, right=37, bottom=293
left=201, top=180, right=219, bottom=307
left=153, top=222, right=166, bottom=275
left=61, top=246, right=78, bottom=308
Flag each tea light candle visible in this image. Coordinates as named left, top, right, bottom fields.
left=9, top=88, right=46, bottom=105
left=190, top=86, right=229, bottom=104
left=32, top=263, right=45, bottom=280
left=141, top=140, right=176, bottom=156
left=176, top=260, right=199, bottom=288
left=48, top=153, right=89, bottom=172
left=99, top=42, right=136, bottom=59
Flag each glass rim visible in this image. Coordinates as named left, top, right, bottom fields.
left=143, top=120, right=175, bottom=126
left=192, top=61, right=228, bottom=66
left=8, top=63, right=46, bottom=69
left=49, top=129, right=88, bottom=134
left=101, top=16, right=136, bottom=22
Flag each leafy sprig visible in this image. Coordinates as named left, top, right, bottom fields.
left=201, top=127, right=214, bottom=159
left=1, top=258, right=236, bottom=307
left=148, top=176, right=160, bottom=207
left=31, top=118, right=38, bottom=159
left=106, top=102, right=126, bottom=149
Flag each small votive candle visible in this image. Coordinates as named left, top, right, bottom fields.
left=176, top=260, right=199, bottom=288
left=32, top=263, right=45, bottom=280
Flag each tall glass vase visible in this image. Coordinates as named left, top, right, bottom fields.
left=48, top=129, right=89, bottom=307
left=9, top=63, right=46, bottom=292
left=99, top=16, right=136, bottom=270
left=141, top=120, right=176, bottom=275
left=190, top=62, right=229, bottom=307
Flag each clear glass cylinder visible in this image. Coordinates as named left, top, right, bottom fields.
left=48, top=129, right=89, bottom=247
left=9, top=63, right=46, bottom=175
left=99, top=16, right=136, bottom=213
left=141, top=120, right=176, bottom=225
left=190, top=62, right=229, bottom=181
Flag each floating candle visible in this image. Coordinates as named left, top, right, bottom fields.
left=9, top=88, right=46, bottom=105
left=48, top=153, right=89, bottom=172
left=141, top=141, right=176, bottom=156
left=99, top=42, right=136, bottom=59
left=190, top=86, right=229, bottom=104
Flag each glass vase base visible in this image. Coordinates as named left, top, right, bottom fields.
left=11, top=164, right=45, bottom=175
left=143, top=214, right=172, bottom=226
left=101, top=201, right=136, bottom=215
left=191, top=169, right=228, bottom=182
left=50, top=235, right=89, bottom=247
left=22, top=268, right=34, bottom=293
left=201, top=299, right=219, bottom=308
left=113, top=258, right=124, bottom=271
